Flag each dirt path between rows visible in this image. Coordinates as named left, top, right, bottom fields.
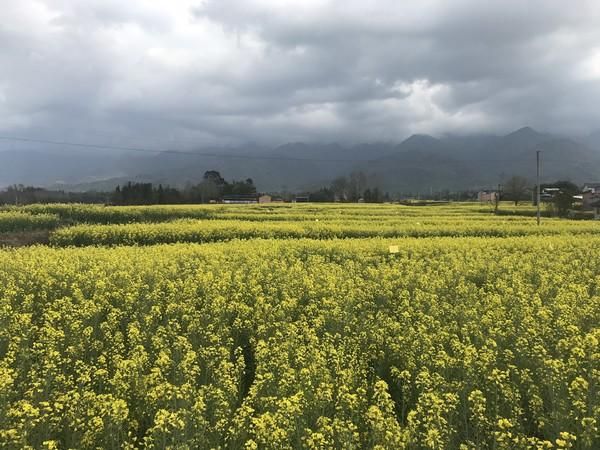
left=0, top=231, right=50, bottom=247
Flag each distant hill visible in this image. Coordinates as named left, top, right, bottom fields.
left=0, top=150, right=127, bottom=188
left=2, top=127, right=600, bottom=193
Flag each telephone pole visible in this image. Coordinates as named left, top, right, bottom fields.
left=536, top=150, right=541, bottom=225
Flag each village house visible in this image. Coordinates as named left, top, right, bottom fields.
left=258, top=194, right=272, bottom=204
left=477, top=190, right=499, bottom=202
left=582, top=183, right=600, bottom=210
left=593, top=200, right=600, bottom=219
left=540, top=187, right=561, bottom=202
left=222, top=194, right=258, bottom=204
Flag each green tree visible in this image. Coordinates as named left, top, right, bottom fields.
left=552, top=181, right=579, bottom=217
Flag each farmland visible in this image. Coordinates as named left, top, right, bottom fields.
left=0, top=203, right=598, bottom=449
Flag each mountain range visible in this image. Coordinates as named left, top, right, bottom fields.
left=1, top=127, right=600, bottom=193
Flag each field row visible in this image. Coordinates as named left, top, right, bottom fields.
left=2, top=202, right=539, bottom=225
left=49, top=218, right=600, bottom=246
left=0, top=211, right=59, bottom=233
left=0, top=237, right=598, bottom=448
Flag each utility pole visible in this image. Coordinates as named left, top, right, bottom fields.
left=536, top=150, right=541, bottom=225
left=494, top=183, right=502, bottom=214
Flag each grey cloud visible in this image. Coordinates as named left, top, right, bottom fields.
left=1, top=0, right=600, bottom=152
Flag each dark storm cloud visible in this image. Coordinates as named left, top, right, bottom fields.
left=1, top=0, right=600, bottom=150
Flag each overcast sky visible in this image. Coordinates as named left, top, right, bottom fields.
left=2, top=0, right=600, bottom=150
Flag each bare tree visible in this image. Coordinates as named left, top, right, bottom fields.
left=504, top=176, right=530, bottom=205
left=348, top=171, right=367, bottom=202
left=331, top=176, right=348, bottom=201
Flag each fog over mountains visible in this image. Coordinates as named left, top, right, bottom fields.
left=1, top=126, right=600, bottom=194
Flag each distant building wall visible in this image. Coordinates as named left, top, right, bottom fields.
left=222, top=194, right=258, bottom=204
left=477, top=191, right=498, bottom=202
left=582, top=184, right=600, bottom=210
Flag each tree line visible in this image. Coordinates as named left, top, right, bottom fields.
left=495, top=175, right=580, bottom=217
left=0, top=185, right=108, bottom=205
left=112, top=171, right=257, bottom=205
left=0, top=172, right=586, bottom=210
left=307, top=171, right=391, bottom=202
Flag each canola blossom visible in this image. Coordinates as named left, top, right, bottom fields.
left=0, top=211, right=59, bottom=233
left=4, top=202, right=548, bottom=224
left=49, top=217, right=600, bottom=247
left=0, top=203, right=598, bottom=449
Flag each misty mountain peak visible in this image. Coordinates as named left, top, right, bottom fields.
left=395, top=134, right=442, bottom=154
left=505, top=126, right=544, bottom=139
left=403, top=134, right=439, bottom=144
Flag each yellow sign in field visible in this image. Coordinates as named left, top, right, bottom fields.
left=389, top=245, right=399, bottom=254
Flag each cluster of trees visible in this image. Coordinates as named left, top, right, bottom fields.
left=538, top=180, right=580, bottom=216
left=307, top=171, right=390, bottom=203
left=113, top=183, right=181, bottom=205
left=0, top=185, right=107, bottom=205
left=193, top=171, right=257, bottom=202
left=500, top=176, right=580, bottom=217
left=112, top=171, right=257, bottom=205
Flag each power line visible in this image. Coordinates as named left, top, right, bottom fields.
left=0, top=134, right=583, bottom=165
left=0, top=135, right=355, bottom=162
